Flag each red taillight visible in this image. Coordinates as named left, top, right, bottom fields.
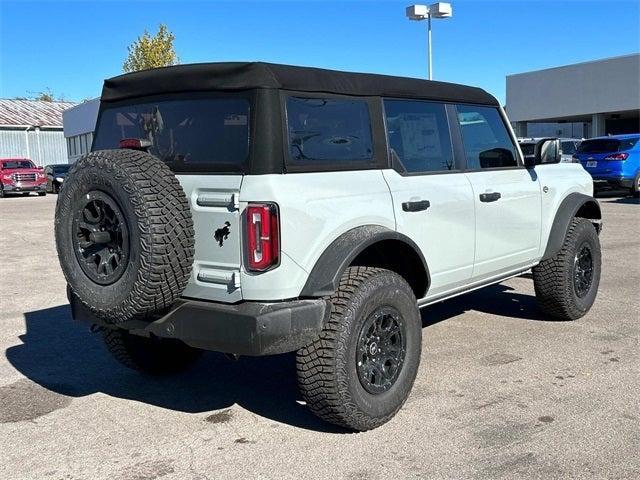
left=119, top=138, right=152, bottom=150
left=604, top=152, right=629, bottom=161
left=246, top=203, right=279, bottom=272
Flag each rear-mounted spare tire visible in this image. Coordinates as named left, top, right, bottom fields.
left=55, top=149, right=195, bottom=324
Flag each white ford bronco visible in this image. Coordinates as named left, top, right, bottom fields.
left=55, top=62, right=602, bottom=431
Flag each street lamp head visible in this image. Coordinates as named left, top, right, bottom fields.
left=430, top=2, right=453, bottom=18
left=406, top=5, right=429, bottom=20
left=405, top=3, right=452, bottom=21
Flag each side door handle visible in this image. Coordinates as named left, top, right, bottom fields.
left=402, top=200, right=431, bottom=212
left=479, top=192, right=501, bottom=203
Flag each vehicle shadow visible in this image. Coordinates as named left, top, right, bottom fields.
left=421, top=282, right=549, bottom=328
left=7, top=282, right=547, bottom=433
left=602, top=196, right=639, bottom=205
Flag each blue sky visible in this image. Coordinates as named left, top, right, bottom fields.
left=1, top=0, right=638, bottom=104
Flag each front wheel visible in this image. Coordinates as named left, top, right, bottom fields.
left=297, top=267, right=422, bottom=431
left=533, top=217, right=601, bottom=320
left=102, top=328, right=203, bottom=375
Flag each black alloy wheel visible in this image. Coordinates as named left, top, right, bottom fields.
left=573, top=243, right=593, bottom=298
left=72, top=190, right=129, bottom=285
left=356, top=306, right=407, bottom=395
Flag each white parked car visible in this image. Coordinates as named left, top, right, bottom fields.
left=518, top=137, right=582, bottom=163
left=55, top=63, right=602, bottom=431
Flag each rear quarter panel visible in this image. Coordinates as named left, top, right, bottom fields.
left=239, top=170, right=395, bottom=301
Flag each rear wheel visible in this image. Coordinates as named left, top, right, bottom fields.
left=632, top=173, right=640, bottom=198
left=38, top=192, right=46, bottom=196
left=533, top=218, right=601, bottom=320
left=102, top=328, right=202, bottom=375
left=297, top=267, right=422, bottom=431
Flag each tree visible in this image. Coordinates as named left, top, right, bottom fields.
left=34, top=88, right=55, bottom=102
left=19, top=88, right=65, bottom=102
left=123, top=24, right=178, bottom=73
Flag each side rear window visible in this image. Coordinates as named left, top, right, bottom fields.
left=383, top=99, right=455, bottom=173
left=285, top=96, right=374, bottom=167
left=456, top=105, right=518, bottom=169
left=560, top=141, right=577, bottom=155
left=93, top=95, right=250, bottom=173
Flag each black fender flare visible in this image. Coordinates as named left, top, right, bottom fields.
left=299, top=225, right=430, bottom=298
left=542, top=192, right=601, bottom=260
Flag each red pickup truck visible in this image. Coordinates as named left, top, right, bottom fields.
left=0, top=158, right=48, bottom=197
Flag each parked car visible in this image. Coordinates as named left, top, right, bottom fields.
left=55, top=62, right=602, bottom=431
left=518, top=137, right=582, bottom=164
left=573, top=134, right=640, bottom=197
left=44, top=164, right=71, bottom=193
left=0, top=158, right=47, bottom=197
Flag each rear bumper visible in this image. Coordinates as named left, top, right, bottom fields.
left=70, top=294, right=330, bottom=356
left=592, top=176, right=634, bottom=189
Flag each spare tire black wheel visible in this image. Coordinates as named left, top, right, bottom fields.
left=55, top=149, right=195, bottom=324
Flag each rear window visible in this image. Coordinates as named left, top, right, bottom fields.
left=93, top=96, right=250, bottom=173
left=577, top=138, right=638, bottom=154
left=285, top=96, right=374, bottom=166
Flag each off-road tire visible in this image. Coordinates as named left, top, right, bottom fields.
left=533, top=217, right=601, bottom=320
left=55, top=149, right=195, bottom=324
left=102, top=328, right=202, bottom=375
left=297, top=267, right=422, bottom=431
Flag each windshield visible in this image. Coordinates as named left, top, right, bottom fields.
left=577, top=138, right=638, bottom=154
left=53, top=165, right=71, bottom=174
left=93, top=95, right=251, bottom=173
left=518, top=143, right=536, bottom=155
left=1, top=160, right=35, bottom=169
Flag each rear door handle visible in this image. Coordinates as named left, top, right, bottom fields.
left=402, top=200, right=431, bottom=212
left=479, top=192, right=501, bottom=203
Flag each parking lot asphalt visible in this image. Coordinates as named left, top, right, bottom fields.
left=0, top=193, right=638, bottom=480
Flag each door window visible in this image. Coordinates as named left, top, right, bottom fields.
left=383, top=99, right=455, bottom=173
left=456, top=105, right=518, bottom=169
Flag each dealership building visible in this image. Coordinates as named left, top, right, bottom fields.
left=507, top=54, right=640, bottom=138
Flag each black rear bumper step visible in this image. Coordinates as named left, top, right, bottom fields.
left=70, top=293, right=330, bottom=356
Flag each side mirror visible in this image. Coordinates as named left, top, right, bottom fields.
left=533, top=138, right=558, bottom=166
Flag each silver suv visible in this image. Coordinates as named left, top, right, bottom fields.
left=55, top=62, right=602, bottom=431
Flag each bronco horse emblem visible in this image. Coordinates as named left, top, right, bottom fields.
left=214, top=222, right=231, bottom=247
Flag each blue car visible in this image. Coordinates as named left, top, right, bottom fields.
left=574, top=134, right=640, bottom=197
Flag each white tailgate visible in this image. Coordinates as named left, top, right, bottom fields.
left=177, top=174, right=244, bottom=302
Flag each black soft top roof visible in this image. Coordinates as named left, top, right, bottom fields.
left=101, top=62, right=498, bottom=106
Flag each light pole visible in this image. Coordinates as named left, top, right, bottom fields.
left=406, top=3, right=453, bottom=80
